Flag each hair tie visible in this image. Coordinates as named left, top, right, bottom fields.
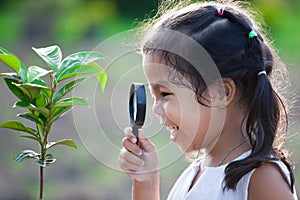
left=217, top=7, right=224, bottom=16
left=257, top=71, right=267, bottom=77
left=249, top=30, right=258, bottom=39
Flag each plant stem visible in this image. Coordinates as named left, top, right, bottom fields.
left=39, top=166, right=44, bottom=200
left=39, top=142, right=46, bottom=200
left=39, top=73, right=56, bottom=200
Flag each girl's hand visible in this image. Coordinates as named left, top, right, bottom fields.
left=118, top=127, right=159, bottom=182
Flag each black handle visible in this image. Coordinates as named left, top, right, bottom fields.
left=132, top=125, right=139, bottom=144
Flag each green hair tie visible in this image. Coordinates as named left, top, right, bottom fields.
left=249, top=30, right=258, bottom=39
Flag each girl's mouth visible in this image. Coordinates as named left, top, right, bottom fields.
left=166, top=125, right=179, bottom=142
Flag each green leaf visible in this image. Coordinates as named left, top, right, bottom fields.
left=36, top=160, right=46, bottom=167
left=46, top=159, right=56, bottom=165
left=46, top=139, right=77, bottom=149
left=36, top=158, right=56, bottom=167
left=31, top=78, right=47, bottom=87
left=18, top=63, right=28, bottom=83
left=13, top=83, right=52, bottom=101
left=4, top=78, right=28, bottom=102
left=0, top=47, right=27, bottom=82
left=30, top=79, right=50, bottom=99
left=52, top=78, right=86, bottom=104
left=27, top=106, right=50, bottom=118
left=86, top=61, right=107, bottom=91
left=0, top=50, right=21, bottom=72
left=12, top=83, right=40, bottom=100
left=58, top=51, right=106, bottom=70
left=0, top=47, right=14, bottom=54
left=14, top=101, right=31, bottom=107
left=17, top=112, right=43, bottom=125
left=55, top=64, right=98, bottom=82
left=14, top=101, right=50, bottom=117
left=21, top=135, right=42, bottom=144
left=35, top=93, right=47, bottom=108
left=95, top=69, right=107, bottom=92
left=27, top=66, right=52, bottom=83
left=50, top=106, right=72, bottom=123
left=35, top=154, right=56, bottom=167
left=25, top=83, right=52, bottom=98
left=37, top=123, right=46, bottom=136
left=0, top=72, right=17, bottom=78
left=45, top=153, right=53, bottom=159
left=14, top=150, right=40, bottom=164
left=55, top=51, right=106, bottom=81
left=32, top=45, right=62, bottom=71
left=0, top=120, right=37, bottom=136
left=53, top=97, right=88, bottom=108
left=55, top=62, right=106, bottom=83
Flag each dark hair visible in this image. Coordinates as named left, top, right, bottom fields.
left=140, top=1, right=295, bottom=192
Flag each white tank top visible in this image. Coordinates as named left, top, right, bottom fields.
left=167, top=150, right=298, bottom=200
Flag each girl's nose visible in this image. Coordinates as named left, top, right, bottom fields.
left=152, top=100, right=165, bottom=117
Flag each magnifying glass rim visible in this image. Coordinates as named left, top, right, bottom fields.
left=129, top=83, right=146, bottom=127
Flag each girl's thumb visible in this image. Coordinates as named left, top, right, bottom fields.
left=138, top=129, right=156, bottom=153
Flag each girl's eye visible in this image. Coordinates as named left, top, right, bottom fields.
left=161, top=92, right=172, bottom=97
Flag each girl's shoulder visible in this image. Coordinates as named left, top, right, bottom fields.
left=248, top=160, right=298, bottom=200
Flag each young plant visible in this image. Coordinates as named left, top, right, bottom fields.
left=0, top=45, right=107, bottom=199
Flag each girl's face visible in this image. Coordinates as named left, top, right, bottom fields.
left=143, top=55, right=223, bottom=152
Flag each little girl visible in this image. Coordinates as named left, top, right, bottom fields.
left=118, top=1, right=298, bottom=199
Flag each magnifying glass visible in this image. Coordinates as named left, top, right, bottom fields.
left=129, top=83, right=146, bottom=144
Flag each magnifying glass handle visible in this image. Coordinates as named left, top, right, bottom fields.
left=132, top=125, right=139, bottom=144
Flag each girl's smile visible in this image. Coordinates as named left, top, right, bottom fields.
left=165, top=124, right=179, bottom=142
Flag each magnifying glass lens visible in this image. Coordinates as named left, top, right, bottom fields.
left=129, top=83, right=146, bottom=143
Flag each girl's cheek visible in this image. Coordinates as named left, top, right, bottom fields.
left=164, top=100, right=181, bottom=123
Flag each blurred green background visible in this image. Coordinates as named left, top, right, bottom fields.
left=0, top=0, right=299, bottom=199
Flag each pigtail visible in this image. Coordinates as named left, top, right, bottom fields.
left=249, top=73, right=278, bottom=154
left=224, top=71, right=279, bottom=188
left=224, top=72, right=295, bottom=192
left=223, top=32, right=276, bottom=186
left=246, top=36, right=278, bottom=156
left=223, top=27, right=295, bottom=192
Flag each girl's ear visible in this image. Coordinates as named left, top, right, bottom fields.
left=214, top=78, right=236, bottom=106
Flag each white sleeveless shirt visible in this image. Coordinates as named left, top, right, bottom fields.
left=167, top=151, right=298, bottom=200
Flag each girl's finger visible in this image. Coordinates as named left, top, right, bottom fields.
left=119, top=157, right=142, bottom=171
left=138, top=129, right=156, bottom=152
left=124, top=127, right=137, bottom=143
left=119, top=148, right=144, bottom=166
left=122, top=137, right=142, bottom=156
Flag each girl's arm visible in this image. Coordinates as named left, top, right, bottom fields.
left=119, top=128, right=160, bottom=200
left=248, top=162, right=295, bottom=200
left=133, top=172, right=160, bottom=200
